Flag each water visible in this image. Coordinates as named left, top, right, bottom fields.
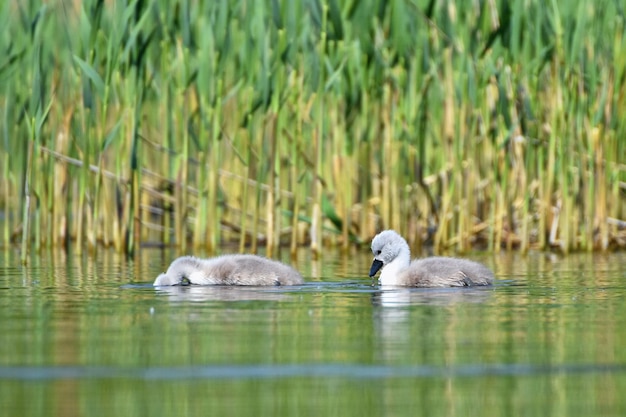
left=1, top=248, right=626, bottom=416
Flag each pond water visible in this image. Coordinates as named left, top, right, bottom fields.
left=1, top=247, right=626, bottom=417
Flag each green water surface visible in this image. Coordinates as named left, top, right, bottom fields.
left=1, top=249, right=625, bottom=417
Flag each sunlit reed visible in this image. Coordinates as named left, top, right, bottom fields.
left=0, top=0, right=624, bottom=258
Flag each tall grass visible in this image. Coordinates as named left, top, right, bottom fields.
left=0, top=0, right=625, bottom=258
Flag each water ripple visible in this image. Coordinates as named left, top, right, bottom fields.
left=1, top=362, right=625, bottom=380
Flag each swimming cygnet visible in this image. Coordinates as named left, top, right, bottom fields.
left=369, top=230, right=494, bottom=287
left=154, top=255, right=304, bottom=286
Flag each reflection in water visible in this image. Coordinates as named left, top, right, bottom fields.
left=371, top=287, right=494, bottom=307
left=371, top=287, right=494, bottom=366
left=154, top=285, right=300, bottom=303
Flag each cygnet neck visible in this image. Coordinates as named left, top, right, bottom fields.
left=379, top=247, right=411, bottom=286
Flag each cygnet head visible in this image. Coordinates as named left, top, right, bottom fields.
left=154, top=256, right=200, bottom=286
left=369, top=230, right=411, bottom=278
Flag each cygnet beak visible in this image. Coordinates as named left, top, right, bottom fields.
left=369, top=259, right=384, bottom=277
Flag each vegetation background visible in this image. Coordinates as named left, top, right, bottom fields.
left=1, top=0, right=625, bottom=259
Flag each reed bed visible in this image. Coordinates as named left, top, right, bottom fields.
left=1, top=0, right=625, bottom=259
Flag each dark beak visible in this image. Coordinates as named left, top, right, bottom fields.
left=369, top=259, right=384, bottom=277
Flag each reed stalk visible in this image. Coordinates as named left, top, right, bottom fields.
left=265, top=113, right=277, bottom=257
left=250, top=116, right=262, bottom=254
left=289, top=76, right=304, bottom=256
left=20, top=125, right=34, bottom=264
left=238, top=112, right=253, bottom=253
left=175, top=88, right=189, bottom=253
left=1, top=92, right=10, bottom=247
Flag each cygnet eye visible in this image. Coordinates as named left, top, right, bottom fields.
left=376, top=250, right=382, bottom=255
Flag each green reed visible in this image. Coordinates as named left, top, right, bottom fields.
left=0, top=0, right=624, bottom=258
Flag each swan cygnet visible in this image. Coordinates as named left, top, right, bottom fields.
left=154, top=255, right=304, bottom=286
left=369, top=230, right=494, bottom=287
